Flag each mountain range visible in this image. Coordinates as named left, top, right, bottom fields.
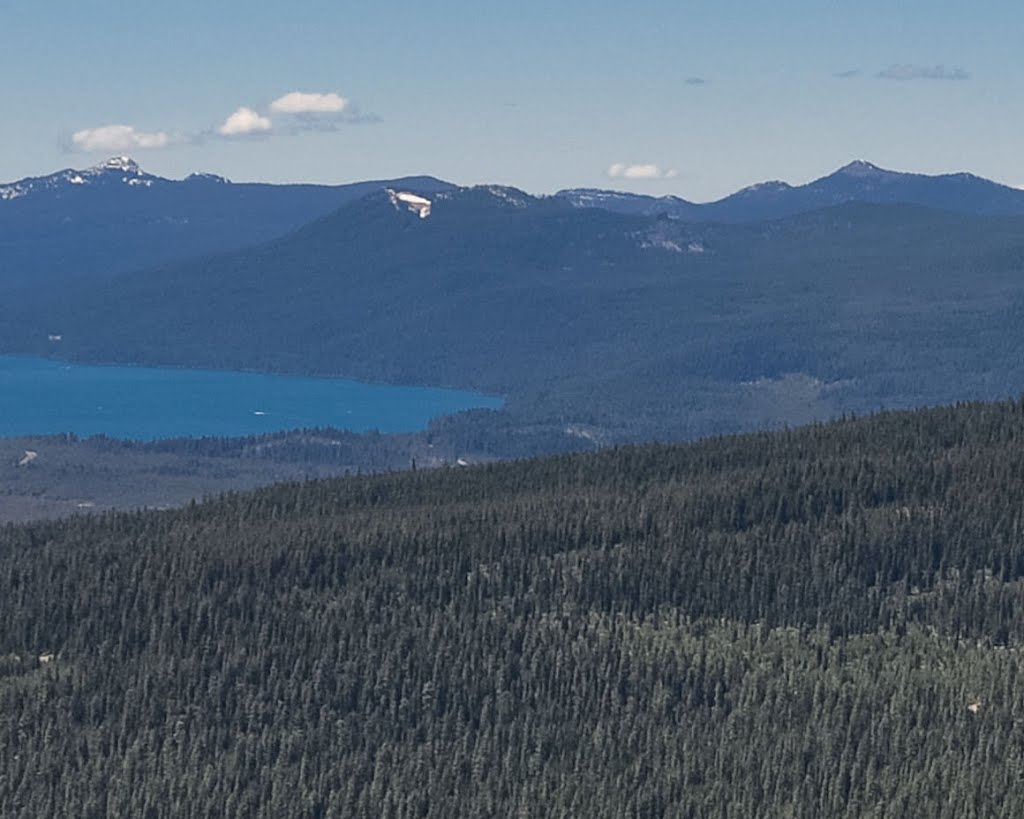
left=0, top=156, right=452, bottom=292
left=555, top=160, right=1024, bottom=222
left=3, top=157, right=1024, bottom=297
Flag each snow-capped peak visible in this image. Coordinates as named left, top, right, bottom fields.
left=0, top=156, right=162, bottom=201
left=93, top=156, right=142, bottom=174
left=387, top=189, right=432, bottom=218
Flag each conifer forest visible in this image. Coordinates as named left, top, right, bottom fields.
left=3, top=399, right=1024, bottom=817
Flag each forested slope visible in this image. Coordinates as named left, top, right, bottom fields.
left=8, top=190, right=1024, bottom=444
left=4, top=399, right=1024, bottom=816
left=0, top=164, right=454, bottom=293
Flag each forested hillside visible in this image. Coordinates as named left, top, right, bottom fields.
left=6, top=188, right=1024, bottom=445
left=0, top=158, right=453, bottom=293
left=3, top=398, right=1024, bottom=817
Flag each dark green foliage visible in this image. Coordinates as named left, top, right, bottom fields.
left=4, top=399, right=1024, bottom=816
left=5, top=192, right=1024, bottom=445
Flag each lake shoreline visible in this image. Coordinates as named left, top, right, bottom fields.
left=0, top=355, right=503, bottom=441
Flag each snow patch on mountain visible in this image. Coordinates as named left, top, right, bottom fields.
left=387, top=189, right=432, bottom=218
left=641, top=238, right=683, bottom=252
left=185, top=172, right=231, bottom=184
left=734, top=180, right=791, bottom=196
left=835, top=160, right=892, bottom=178
left=0, top=156, right=171, bottom=203
left=557, top=189, right=645, bottom=208
left=482, top=186, right=530, bottom=208
left=92, top=156, right=142, bottom=175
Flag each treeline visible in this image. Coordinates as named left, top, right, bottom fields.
left=90, top=408, right=592, bottom=464
left=3, top=398, right=1024, bottom=816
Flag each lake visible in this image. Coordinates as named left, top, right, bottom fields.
left=0, top=356, right=502, bottom=440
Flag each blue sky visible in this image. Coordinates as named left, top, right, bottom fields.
left=2, top=0, right=1020, bottom=201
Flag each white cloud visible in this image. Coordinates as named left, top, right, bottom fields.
left=217, top=106, right=272, bottom=136
left=607, top=163, right=678, bottom=180
left=70, top=92, right=368, bottom=152
left=270, top=91, right=348, bottom=114
left=70, top=124, right=171, bottom=152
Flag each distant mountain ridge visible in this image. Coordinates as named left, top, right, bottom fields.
left=0, top=157, right=454, bottom=292
left=0, top=156, right=174, bottom=200
left=556, top=160, right=1024, bottom=222
left=4, top=156, right=1022, bottom=296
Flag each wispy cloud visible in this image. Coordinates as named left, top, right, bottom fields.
left=270, top=91, right=348, bottom=114
left=833, top=69, right=860, bottom=79
left=607, top=163, right=678, bottom=180
left=877, top=64, right=970, bottom=81
left=269, top=90, right=379, bottom=131
left=217, top=106, right=272, bottom=137
left=277, top=112, right=381, bottom=135
left=684, top=77, right=707, bottom=86
left=67, top=89, right=374, bottom=153
left=69, top=124, right=172, bottom=152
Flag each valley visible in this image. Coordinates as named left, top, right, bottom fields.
left=3, top=157, right=1024, bottom=520
left=0, top=430, right=427, bottom=523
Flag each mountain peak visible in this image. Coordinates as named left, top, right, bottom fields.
left=91, top=156, right=142, bottom=175
left=835, top=160, right=892, bottom=178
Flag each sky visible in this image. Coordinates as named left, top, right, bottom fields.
left=2, top=0, right=1021, bottom=201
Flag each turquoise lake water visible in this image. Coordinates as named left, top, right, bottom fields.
left=0, top=356, right=502, bottom=441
